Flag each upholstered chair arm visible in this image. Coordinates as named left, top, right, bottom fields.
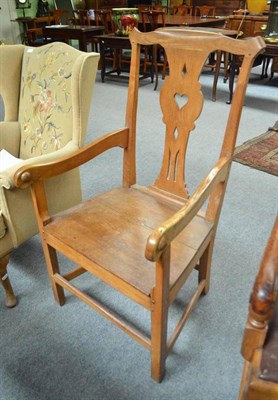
left=0, top=122, right=21, bottom=157
left=1, top=141, right=80, bottom=190
left=13, top=129, right=129, bottom=189
left=145, top=158, right=230, bottom=261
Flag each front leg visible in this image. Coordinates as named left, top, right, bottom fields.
left=0, top=254, right=17, bottom=308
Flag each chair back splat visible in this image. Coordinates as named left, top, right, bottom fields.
left=14, top=29, right=265, bottom=382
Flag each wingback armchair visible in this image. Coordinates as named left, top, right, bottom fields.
left=0, top=42, right=99, bottom=307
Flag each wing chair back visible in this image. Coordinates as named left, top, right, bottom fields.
left=18, top=43, right=93, bottom=159
left=0, top=42, right=99, bottom=307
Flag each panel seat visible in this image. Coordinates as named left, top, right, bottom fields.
left=45, top=187, right=214, bottom=300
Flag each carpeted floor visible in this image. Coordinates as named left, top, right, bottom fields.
left=1, top=66, right=277, bottom=400
left=233, top=121, right=278, bottom=176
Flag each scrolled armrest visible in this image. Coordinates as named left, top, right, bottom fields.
left=145, top=158, right=230, bottom=261
left=1, top=142, right=79, bottom=190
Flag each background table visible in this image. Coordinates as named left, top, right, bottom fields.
left=43, top=25, right=104, bottom=51
left=97, top=34, right=154, bottom=84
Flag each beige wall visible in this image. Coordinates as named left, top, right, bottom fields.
left=0, top=0, right=21, bottom=44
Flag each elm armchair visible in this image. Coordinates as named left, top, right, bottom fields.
left=0, top=42, right=99, bottom=307
left=14, top=29, right=264, bottom=381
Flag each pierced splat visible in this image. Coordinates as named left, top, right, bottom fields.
left=153, top=48, right=209, bottom=199
left=174, top=93, right=188, bottom=110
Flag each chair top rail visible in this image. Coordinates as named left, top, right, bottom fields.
left=129, top=28, right=265, bottom=57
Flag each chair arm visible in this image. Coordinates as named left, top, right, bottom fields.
left=241, top=217, right=278, bottom=362
left=145, top=157, right=230, bottom=262
left=1, top=141, right=79, bottom=190
left=13, top=128, right=129, bottom=189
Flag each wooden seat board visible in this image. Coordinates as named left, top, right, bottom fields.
left=45, top=188, right=214, bottom=296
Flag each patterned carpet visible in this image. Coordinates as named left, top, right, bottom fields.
left=233, top=121, right=278, bottom=176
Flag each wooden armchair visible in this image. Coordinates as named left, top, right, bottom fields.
left=73, top=9, right=91, bottom=26
left=194, top=6, right=216, bottom=17
left=239, top=217, right=278, bottom=399
left=171, top=5, right=193, bottom=16
left=94, top=9, right=116, bottom=68
left=14, top=29, right=264, bottom=382
left=48, top=9, right=71, bottom=25
left=0, top=43, right=99, bottom=307
left=141, top=10, right=167, bottom=88
left=94, top=9, right=115, bottom=33
left=26, top=10, right=71, bottom=47
left=26, top=14, right=56, bottom=46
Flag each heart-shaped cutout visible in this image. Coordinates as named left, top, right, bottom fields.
left=174, top=93, right=188, bottom=110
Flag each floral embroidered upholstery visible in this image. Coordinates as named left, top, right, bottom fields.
left=0, top=42, right=100, bottom=307
left=19, top=44, right=76, bottom=159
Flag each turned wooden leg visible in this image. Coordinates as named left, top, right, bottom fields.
left=0, top=254, right=17, bottom=308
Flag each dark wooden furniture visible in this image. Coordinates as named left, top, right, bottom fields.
left=14, top=17, right=36, bottom=44
left=85, top=0, right=243, bottom=15
left=88, top=0, right=126, bottom=8
left=227, top=15, right=269, bottom=38
left=262, top=43, right=278, bottom=78
left=73, top=9, right=91, bottom=26
left=49, top=9, right=71, bottom=25
left=171, top=5, right=193, bottom=16
left=227, top=42, right=278, bottom=104
left=194, top=5, right=216, bottom=16
left=97, top=33, right=153, bottom=83
left=141, top=10, right=167, bottom=87
left=26, top=12, right=69, bottom=46
left=225, top=15, right=274, bottom=104
left=161, top=14, right=226, bottom=27
left=270, top=55, right=278, bottom=79
left=14, top=28, right=264, bottom=382
left=14, top=16, right=53, bottom=44
left=43, top=25, right=104, bottom=51
left=238, top=217, right=278, bottom=400
left=191, top=0, right=243, bottom=16
left=94, top=9, right=115, bottom=33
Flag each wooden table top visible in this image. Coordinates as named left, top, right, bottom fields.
left=44, top=25, right=103, bottom=32
left=159, top=26, right=238, bottom=36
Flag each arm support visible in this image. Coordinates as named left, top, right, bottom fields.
left=145, top=157, right=230, bottom=261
